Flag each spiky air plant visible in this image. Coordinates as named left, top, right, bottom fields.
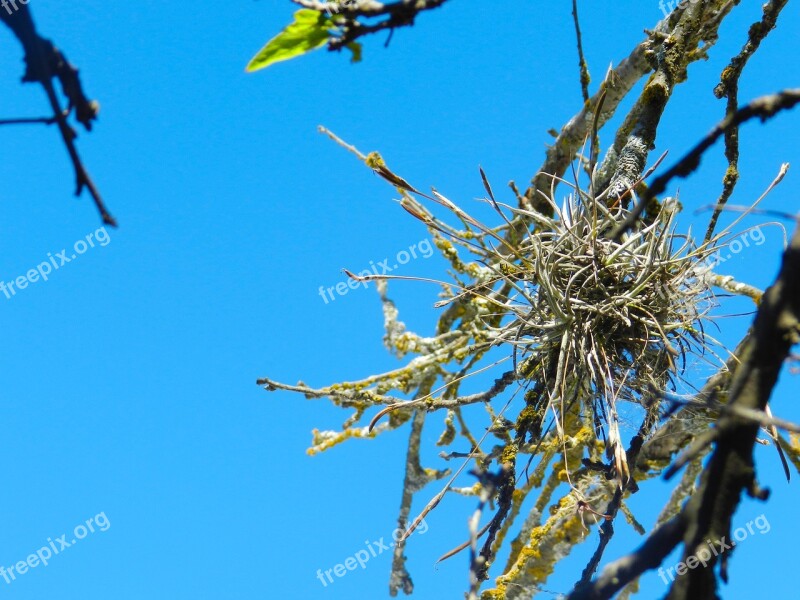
left=481, top=186, right=712, bottom=489
left=259, top=129, right=778, bottom=599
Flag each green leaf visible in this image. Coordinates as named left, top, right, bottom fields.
left=345, top=42, right=362, bottom=64
left=246, top=10, right=333, bottom=72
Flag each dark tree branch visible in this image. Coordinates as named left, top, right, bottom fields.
left=666, top=219, right=800, bottom=599
left=569, top=514, right=687, bottom=600
left=0, top=110, right=65, bottom=125
left=574, top=401, right=661, bottom=588
left=1, top=3, right=116, bottom=226
left=612, top=88, right=800, bottom=241
left=292, top=0, right=451, bottom=50
left=572, top=221, right=800, bottom=598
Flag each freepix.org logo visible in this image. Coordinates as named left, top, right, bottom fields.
left=1, top=227, right=111, bottom=300
left=316, top=518, right=429, bottom=587
left=318, top=238, right=434, bottom=304
left=658, top=0, right=700, bottom=18
left=0, top=512, right=111, bottom=584
left=657, top=513, right=770, bottom=584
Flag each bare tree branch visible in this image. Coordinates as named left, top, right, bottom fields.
left=1, top=4, right=116, bottom=226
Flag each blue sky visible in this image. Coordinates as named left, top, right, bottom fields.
left=1, top=1, right=799, bottom=598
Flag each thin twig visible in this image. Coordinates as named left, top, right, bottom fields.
left=571, top=0, right=590, bottom=103
left=0, top=111, right=65, bottom=126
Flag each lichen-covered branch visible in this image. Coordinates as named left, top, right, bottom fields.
left=705, top=0, right=789, bottom=242
left=601, top=0, right=737, bottom=206
left=261, top=3, right=796, bottom=597
left=526, top=3, right=729, bottom=216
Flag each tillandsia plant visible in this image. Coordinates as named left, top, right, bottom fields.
left=259, top=123, right=790, bottom=599
left=256, top=1, right=800, bottom=598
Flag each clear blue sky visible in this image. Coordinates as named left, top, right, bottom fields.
left=1, top=1, right=799, bottom=598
